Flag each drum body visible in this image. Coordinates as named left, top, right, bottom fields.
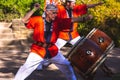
left=67, top=37, right=104, bottom=77
left=86, top=28, right=114, bottom=52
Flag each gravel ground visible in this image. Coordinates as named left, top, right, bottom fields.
left=0, top=47, right=120, bottom=80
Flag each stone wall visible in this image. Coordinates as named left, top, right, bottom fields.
left=0, top=19, right=33, bottom=52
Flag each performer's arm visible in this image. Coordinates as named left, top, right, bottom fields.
left=59, top=14, right=93, bottom=30
left=87, top=1, right=104, bottom=8
left=71, top=14, right=93, bottom=22
left=22, top=3, right=40, bottom=23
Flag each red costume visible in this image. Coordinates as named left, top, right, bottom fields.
left=57, top=4, right=88, bottom=40
left=26, top=16, right=72, bottom=58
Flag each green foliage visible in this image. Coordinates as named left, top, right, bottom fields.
left=76, top=0, right=120, bottom=47
left=0, top=0, right=44, bottom=22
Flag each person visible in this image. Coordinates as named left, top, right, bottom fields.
left=56, top=0, right=114, bottom=77
left=42, top=0, right=64, bottom=18
left=56, top=0, right=114, bottom=78
left=13, top=3, right=93, bottom=80
left=37, top=0, right=104, bottom=70
left=56, top=0, right=104, bottom=49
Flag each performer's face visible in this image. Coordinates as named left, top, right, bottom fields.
left=46, top=10, right=58, bottom=21
left=66, top=1, right=75, bottom=9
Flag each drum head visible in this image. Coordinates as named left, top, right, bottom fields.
left=68, top=38, right=104, bottom=76
left=86, top=28, right=114, bottom=52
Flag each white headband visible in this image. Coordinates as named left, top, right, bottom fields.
left=66, top=0, right=76, bottom=2
left=46, top=4, right=58, bottom=11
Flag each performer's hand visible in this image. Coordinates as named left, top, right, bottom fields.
left=97, top=1, right=104, bottom=5
left=34, top=3, right=40, bottom=10
left=87, top=1, right=104, bottom=8
left=86, top=15, right=93, bottom=20
left=85, top=14, right=93, bottom=20
left=71, top=14, right=93, bottom=22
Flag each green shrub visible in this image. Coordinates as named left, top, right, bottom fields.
left=76, top=0, right=120, bottom=47
left=0, top=0, right=44, bottom=22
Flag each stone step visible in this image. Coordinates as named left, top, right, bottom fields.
left=0, top=22, right=12, bottom=28
left=0, top=39, right=21, bottom=46
left=0, top=45, right=30, bottom=52
left=13, top=30, right=33, bottom=39
left=0, top=33, right=15, bottom=39
left=0, top=39, right=32, bottom=46
left=0, top=39, right=32, bottom=52
left=12, top=19, right=27, bottom=31
left=0, top=27, right=12, bottom=33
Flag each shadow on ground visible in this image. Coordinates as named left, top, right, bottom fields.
left=0, top=47, right=120, bottom=80
left=0, top=51, right=67, bottom=80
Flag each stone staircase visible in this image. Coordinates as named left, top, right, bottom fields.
left=0, top=19, right=33, bottom=52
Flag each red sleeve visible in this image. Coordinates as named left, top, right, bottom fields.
left=26, top=16, right=42, bottom=29
left=57, top=18, right=72, bottom=30
left=57, top=5, right=67, bottom=18
left=57, top=5, right=61, bottom=18
left=73, top=4, right=88, bottom=16
left=26, top=17, right=35, bottom=29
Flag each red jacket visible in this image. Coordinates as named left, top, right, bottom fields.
left=57, top=4, right=87, bottom=40
left=26, top=16, right=72, bottom=58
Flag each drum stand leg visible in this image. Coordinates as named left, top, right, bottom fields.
left=85, top=74, right=95, bottom=80
left=72, top=65, right=95, bottom=80
left=100, top=62, right=114, bottom=77
left=75, top=62, right=114, bottom=80
left=75, top=73, right=95, bottom=80
left=84, top=61, right=114, bottom=80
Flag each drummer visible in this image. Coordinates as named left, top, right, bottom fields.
left=14, top=3, right=94, bottom=80
left=56, top=0, right=113, bottom=77
left=55, top=0, right=104, bottom=49
left=37, top=0, right=103, bottom=70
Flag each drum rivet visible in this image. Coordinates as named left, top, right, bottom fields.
left=86, top=50, right=93, bottom=55
left=99, top=37, right=104, bottom=43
